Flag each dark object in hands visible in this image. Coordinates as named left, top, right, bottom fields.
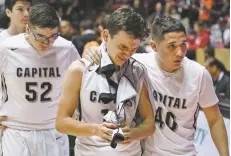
left=110, top=127, right=125, bottom=149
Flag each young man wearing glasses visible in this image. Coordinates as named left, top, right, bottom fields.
left=0, top=3, right=80, bottom=156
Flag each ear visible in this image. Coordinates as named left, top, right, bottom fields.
left=25, top=24, right=30, bottom=34
left=102, top=29, right=110, bottom=42
left=5, top=8, right=11, bottom=18
left=150, top=40, right=157, bottom=52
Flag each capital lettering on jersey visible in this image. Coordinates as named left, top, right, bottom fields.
left=153, top=89, right=187, bottom=109
left=16, top=67, right=61, bottom=78
left=90, top=91, right=116, bottom=104
left=89, top=91, right=116, bottom=122
left=16, top=67, right=61, bottom=102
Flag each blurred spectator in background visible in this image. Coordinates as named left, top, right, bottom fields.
left=211, top=0, right=230, bottom=24
left=210, top=17, right=230, bottom=48
left=0, top=11, right=9, bottom=30
left=186, top=29, right=197, bottom=61
left=82, top=14, right=110, bottom=56
left=95, top=14, right=110, bottom=43
left=177, top=0, right=190, bottom=31
left=205, top=58, right=230, bottom=99
left=199, top=0, right=213, bottom=23
left=48, top=0, right=60, bottom=11
left=187, top=30, right=197, bottom=51
left=133, top=0, right=147, bottom=18
left=223, top=17, right=230, bottom=48
left=163, top=0, right=171, bottom=16
left=193, top=20, right=210, bottom=48
left=0, top=0, right=31, bottom=43
left=204, top=44, right=215, bottom=61
left=169, top=5, right=181, bottom=20
left=148, top=2, right=164, bottom=24
left=60, top=19, right=74, bottom=41
left=72, top=19, right=97, bottom=56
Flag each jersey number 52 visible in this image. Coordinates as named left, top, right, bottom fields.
left=25, top=82, right=52, bottom=102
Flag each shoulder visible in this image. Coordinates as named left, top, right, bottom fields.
left=132, top=52, right=155, bottom=65
left=124, top=57, right=148, bottom=78
left=53, top=36, right=73, bottom=48
left=68, top=58, right=91, bottom=74
left=0, top=30, right=8, bottom=38
left=1, top=34, right=26, bottom=48
left=53, top=36, right=79, bottom=54
left=132, top=52, right=154, bottom=60
left=68, top=59, right=85, bottom=72
left=129, top=57, right=146, bottom=68
left=183, top=57, right=205, bottom=73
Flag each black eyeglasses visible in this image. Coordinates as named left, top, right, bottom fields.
left=31, top=29, right=59, bottom=43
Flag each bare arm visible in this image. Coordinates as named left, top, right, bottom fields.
left=56, top=60, right=116, bottom=138
left=202, top=104, right=229, bottom=156
left=123, top=83, right=155, bottom=141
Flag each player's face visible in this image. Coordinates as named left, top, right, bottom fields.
left=6, top=1, right=30, bottom=29
left=27, top=26, right=59, bottom=52
left=206, top=65, right=218, bottom=78
left=60, top=21, right=72, bottom=37
left=154, top=32, right=187, bottom=72
left=104, top=30, right=140, bottom=66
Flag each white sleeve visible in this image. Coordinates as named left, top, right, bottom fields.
left=0, top=44, right=7, bottom=106
left=198, top=68, right=219, bottom=108
left=69, top=43, right=81, bottom=64
left=132, top=53, right=145, bottom=62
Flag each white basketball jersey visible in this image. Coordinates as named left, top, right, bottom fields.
left=0, top=34, right=80, bottom=130
left=0, top=30, right=11, bottom=43
left=132, top=52, right=218, bottom=156
left=76, top=47, right=149, bottom=155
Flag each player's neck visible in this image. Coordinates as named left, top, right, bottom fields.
left=107, top=53, right=120, bottom=71
left=25, top=34, right=40, bottom=52
left=156, top=56, right=177, bottom=73
left=8, top=25, right=25, bottom=36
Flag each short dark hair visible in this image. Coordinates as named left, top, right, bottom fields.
left=107, top=7, right=150, bottom=40
left=208, top=59, right=227, bottom=72
left=152, top=16, right=186, bottom=41
left=29, top=3, right=60, bottom=28
left=80, top=19, right=93, bottom=30
left=5, top=0, right=32, bottom=10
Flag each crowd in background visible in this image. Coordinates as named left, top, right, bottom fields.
left=0, top=0, right=230, bottom=100
left=0, top=0, right=230, bottom=98
left=0, top=0, right=230, bottom=97
left=0, top=0, right=230, bottom=51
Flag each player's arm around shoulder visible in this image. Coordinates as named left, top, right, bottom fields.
left=128, top=83, right=155, bottom=141
left=199, top=69, right=229, bottom=156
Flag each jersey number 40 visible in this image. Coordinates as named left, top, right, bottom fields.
left=155, top=107, right=178, bottom=132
